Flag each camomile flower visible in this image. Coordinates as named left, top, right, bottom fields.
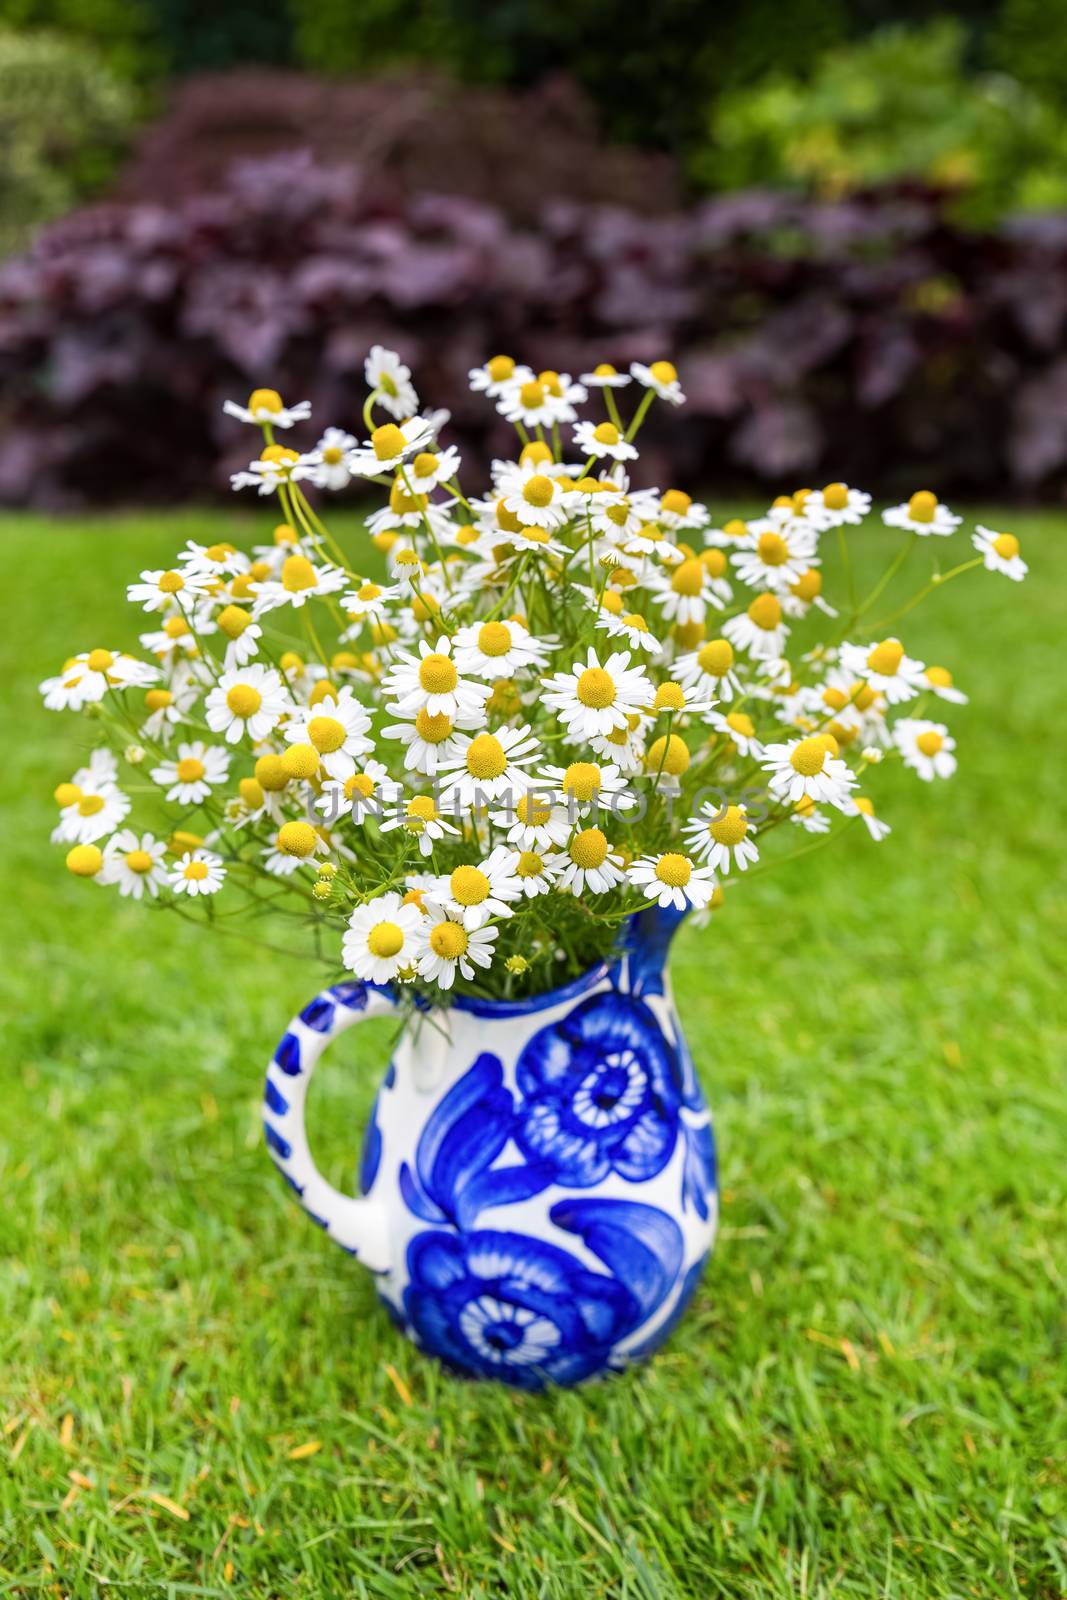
left=630, top=359, right=685, bottom=405
left=883, top=491, right=961, bottom=537
left=647, top=556, right=724, bottom=627
left=405, top=444, right=462, bottom=494
left=438, top=725, right=542, bottom=805
left=541, top=647, right=654, bottom=740
left=843, top=795, right=892, bottom=841
left=381, top=706, right=475, bottom=776
left=500, top=472, right=572, bottom=530
left=469, top=354, right=534, bottom=397
left=434, top=847, right=524, bottom=930
left=98, top=830, right=169, bottom=899
left=415, top=903, right=498, bottom=990
left=684, top=802, right=760, bottom=875
left=893, top=719, right=957, bottom=781
left=340, top=577, right=403, bottom=628
left=139, top=614, right=200, bottom=665
left=762, top=735, right=856, bottom=810
left=923, top=665, right=968, bottom=705
left=594, top=606, right=663, bottom=655
left=250, top=553, right=347, bottom=616
left=579, top=362, right=632, bottom=389
left=511, top=848, right=560, bottom=897
left=205, top=665, right=291, bottom=745
left=572, top=419, right=638, bottom=463
left=538, top=760, right=636, bottom=818
left=806, top=482, right=871, bottom=527
left=791, top=795, right=831, bottom=833
left=491, top=790, right=573, bottom=852
left=52, top=767, right=130, bottom=845
left=261, top=842, right=309, bottom=878
left=452, top=617, right=550, bottom=680
left=381, top=636, right=491, bottom=722
left=782, top=567, right=836, bottom=619
left=126, top=567, right=210, bottom=614
left=151, top=740, right=230, bottom=805
left=215, top=604, right=263, bottom=669
left=139, top=678, right=199, bottom=742
left=706, top=708, right=763, bottom=759
left=40, top=647, right=157, bottom=711
left=839, top=638, right=926, bottom=705
left=498, top=372, right=584, bottom=430
left=365, top=345, right=419, bottom=420
left=347, top=418, right=436, bottom=477
left=284, top=687, right=374, bottom=781
left=552, top=827, right=627, bottom=895
left=316, top=761, right=399, bottom=826
left=303, top=428, right=358, bottom=491
left=731, top=523, right=818, bottom=593
left=178, top=539, right=250, bottom=582
left=645, top=679, right=717, bottom=722
left=616, top=523, right=684, bottom=567
left=656, top=489, right=709, bottom=533
left=628, top=851, right=717, bottom=911
left=343, top=892, right=425, bottom=983
left=723, top=594, right=790, bottom=660
left=230, top=444, right=312, bottom=495
left=973, top=526, right=1027, bottom=581
left=590, top=719, right=647, bottom=776
left=380, top=793, right=461, bottom=857
left=170, top=848, right=226, bottom=897
left=223, top=389, right=311, bottom=428
left=675, top=638, right=742, bottom=701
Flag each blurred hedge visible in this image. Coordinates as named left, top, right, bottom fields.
left=5, top=154, right=1067, bottom=506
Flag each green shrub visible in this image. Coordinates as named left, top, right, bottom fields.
left=0, top=0, right=157, bottom=84
left=0, top=29, right=134, bottom=255
left=693, top=18, right=1067, bottom=221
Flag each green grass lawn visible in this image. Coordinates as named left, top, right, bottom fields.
left=2, top=509, right=1065, bottom=1599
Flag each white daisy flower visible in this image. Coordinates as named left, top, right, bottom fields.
left=893, top=719, right=957, bottom=781
left=340, top=577, right=403, bottom=628
left=656, top=489, right=709, bottom=533
left=647, top=556, right=724, bottom=628
left=500, top=472, right=573, bottom=530
left=674, top=638, right=743, bottom=701
left=52, top=767, right=131, bottom=845
left=380, top=793, right=461, bottom=856
left=647, top=679, right=717, bottom=721
left=250, top=554, right=348, bottom=616
left=261, top=843, right=308, bottom=878
left=791, top=795, right=832, bottom=833
left=973, top=526, right=1028, bottom=581
left=98, top=830, right=169, bottom=898
left=230, top=445, right=313, bottom=496
left=541, top=647, right=654, bottom=740
left=782, top=567, right=836, bottom=619
left=883, top=492, right=961, bottom=537
left=126, top=567, right=211, bottom=614
left=139, top=678, right=199, bottom=742
left=572, top=419, right=638, bottom=463
left=40, top=647, right=157, bottom=711
left=223, top=389, right=311, bottom=428
left=469, top=355, right=534, bottom=397
left=302, top=428, right=358, bottom=491
left=347, top=418, right=436, bottom=477
left=151, top=740, right=230, bottom=805
left=215, top=604, right=263, bottom=669
left=590, top=720, right=647, bottom=775
left=438, top=725, right=541, bottom=805
left=365, top=345, right=419, bottom=419
left=731, top=522, right=818, bottom=593
left=510, top=848, right=560, bottom=897
left=627, top=851, right=717, bottom=911
left=552, top=828, right=627, bottom=895
left=594, top=606, right=663, bottom=655
left=491, top=789, right=573, bottom=851
left=139, top=614, right=201, bottom=664
left=415, top=903, right=498, bottom=989
left=579, top=362, right=632, bottom=389
left=806, top=482, right=871, bottom=527
left=178, top=539, right=250, bottom=581
left=343, top=892, right=424, bottom=982
left=434, top=847, right=524, bottom=930
left=205, top=664, right=292, bottom=745
left=839, top=638, right=926, bottom=705
left=284, top=687, right=374, bottom=781
left=316, top=761, right=400, bottom=826
left=382, top=707, right=474, bottom=776
left=762, top=736, right=856, bottom=810
left=538, top=760, right=636, bottom=819
left=381, top=636, right=491, bottom=722
left=923, top=665, right=968, bottom=704
left=452, top=617, right=550, bottom=680
left=405, top=444, right=462, bottom=494
left=842, top=795, right=892, bottom=841
left=705, top=708, right=762, bottom=760
left=498, top=372, right=585, bottom=430
left=170, top=848, right=226, bottom=897
left=683, top=802, right=760, bottom=874
left=723, top=594, right=790, bottom=660
left=630, top=359, right=685, bottom=405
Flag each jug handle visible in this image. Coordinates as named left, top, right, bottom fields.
left=262, top=982, right=394, bottom=1271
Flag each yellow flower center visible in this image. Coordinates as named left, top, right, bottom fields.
left=593, top=363, right=618, bottom=377
left=163, top=616, right=189, bottom=640
left=450, top=865, right=490, bottom=906
left=562, top=762, right=601, bottom=803
left=475, top=622, right=510, bottom=657
left=368, top=921, right=404, bottom=958
left=125, top=848, right=154, bottom=873
left=709, top=806, right=748, bottom=846
left=487, top=354, right=515, bottom=383
left=822, top=482, right=849, bottom=511
left=926, top=665, right=953, bottom=688
left=418, top=653, right=458, bottom=694
left=183, top=860, right=209, bottom=882
left=702, top=548, right=727, bottom=578
left=538, top=369, right=563, bottom=396
left=513, top=794, right=548, bottom=827
left=522, top=474, right=555, bottom=508
left=854, top=796, right=874, bottom=817
left=372, top=424, right=406, bottom=461
left=790, top=738, right=826, bottom=777
left=655, top=852, right=691, bottom=887
left=622, top=612, right=648, bottom=633
left=593, top=422, right=620, bottom=446
left=248, top=388, right=282, bottom=414
left=653, top=682, right=686, bottom=712
left=574, top=666, right=616, bottom=709
left=226, top=683, right=262, bottom=718
left=430, top=920, right=468, bottom=959
left=218, top=604, right=252, bottom=639
left=519, top=380, right=545, bottom=410
left=516, top=851, right=543, bottom=878
left=725, top=711, right=754, bottom=738
left=867, top=639, right=903, bottom=676
left=405, top=795, right=437, bottom=828
left=757, top=531, right=790, bottom=566
left=697, top=639, right=733, bottom=676
left=260, top=445, right=298, bottom=468
left=87, top=648, right=114, bottom=673
left=254, top=754, right=288, bottom=791
left=661, top=489, right=691, bottom=516
left=520, top=440, right=553, bottom=467
left=282, top=555, right=317, bottom=592
left=908, top=490, right=937, bottom=523
left=570, top=828, right=608, bottom=869
left=321, top=446, right=344, bottom=465
left=412, top=451, right=439, bottom=479
left=415, top=709, right=454, bottom=744
left=993, top=533, right=1019, bottom=559
left=277, top=821, right=318, bottom=857
left=239, top=778, right=264, bottom=808
left=66, top=844, right=103, bottom=878
left=791, top=568, right=821, bottom=600
left=281, top=744, right=319, bottom=779
left=917, top=730, right=943, bottom=756
left=157, top=570, right=184, bottom=593
left=670, top=558, right=704, bottom=597
left=144, top=688, right=173, bottom=712
left=77, top=794, right=105, bottom=816
left=54, top=782, right=81, bottom=807
left=176, top=757, right=206, bottom=783
left=306, top=715, right=345, bottom=754
left=747, top=594, right=782, bottom=630
left=274, top=523, right=297, bottom=544
left=649, top=360, right=677, bottom=385
left=723, top=519, right=748, bottom=539
left=390, top=479, right=425, bottom=515
left=496, top=499, right=522, bottom=533
left=646, top=734, right=689, bottom=775
left=465, top=734, right=507, bottom=779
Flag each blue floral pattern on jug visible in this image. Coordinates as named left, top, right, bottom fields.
left=263, top=906, right=718, bottom=1386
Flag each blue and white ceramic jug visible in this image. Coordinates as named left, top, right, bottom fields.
left=263, top=908, right=716, bottom=1387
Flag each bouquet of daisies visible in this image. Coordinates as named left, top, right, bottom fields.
left=43, top=347, right=1027, bottom=1002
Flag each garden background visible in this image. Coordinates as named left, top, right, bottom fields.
left=2, top=2, right=1065, bottom=1596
